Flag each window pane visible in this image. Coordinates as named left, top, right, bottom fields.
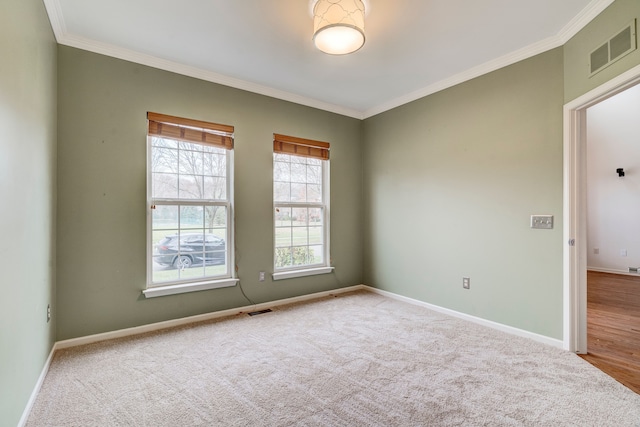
left=274, top=182, right=290, bottom=202
left=291, top=183, right=307, bottom=202
left=292, top=208, right=308, bottom=226
left=179, top=148, right=204, bottom=175
left=309, top=208, right=323, bottom=226
left=275, top=207, right=292, bottom=227
left=309, top=226, right=323, bottom=245
left=307, top=165, right=321, bottom=184
left=275, top=247, right=292, bottom=269
left=152, top=259, right=179, bottom=283
left=272, top=150, right=328, bottom=272
left=202, top=145, right=226, bottom=155
left=309, top=245, right=324, bottom=264
left=275, top=227, right=292, bottom=248
left=153, top=173, right=178, bottom=199
left=292, top=225, right=308, bottom=246
left=205, top=264, right=227, bottom=277
left=151, top=204, right=229, bottom=284
left=205, top=206, right=227, bottom=231
left=149, top=123, right=232, bottom=287
left=307, top=184, right=322, bottom=203
left=153, top=205, right=178, bottom=229
left=152, top=137, right=178, bottom=149
left=180, top=205, right=203, bottom=230
left=292, top=247, right=310, bottom=266
left=274, top=161, right=290, bottom=182
left=152, top=147, right=179, bottom=173
left=204, top=177, right=226, bottom=200
left=291, top=162, right=306, bottom=183
left=178, top=175, right=203, bottom=199
left=179, top=261, right=205, bottom=280
left=204, top=152, right=226, bottom=177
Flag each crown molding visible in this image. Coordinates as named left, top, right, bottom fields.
left=362, top=0, right=615, bottom=119
left=58, top=34, right=365, bottom=119
left=43, top=0, right=613, bottom=121
left=556, top=0, right=616, bottom=44
left=362, top=35, right=562, bottom=118
left=44, top=0, right=364, bottom=120
left=42, top=0, right=66, bottom=41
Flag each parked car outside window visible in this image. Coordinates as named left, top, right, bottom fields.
left=154, top=233, right=226, bottom=269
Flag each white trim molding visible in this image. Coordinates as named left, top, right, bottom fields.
left=366, top=287, right=564, bottom=349
left=557, top=0, right=616, bottom=44
left=364, top=0, right=615, bottom=118
left=50, top=284, right=564, bottom=352
left=272, top=266, right=335, bottom=281
left=17, top=346, right=56, bottom=427
left=59, top=285, right=365, bottom=349
left=21, top=283, right=568, bottom=423
left=42, top=0, right=614, bottom=120
left=563, top=62, right=640, bottom=354
left=587, top=267, right=640, bottom=276
left=142, top=278, right=240, bottom=298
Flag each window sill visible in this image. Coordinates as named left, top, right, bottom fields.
left=272, top=266, right=334, bottom=281
left=143, top=278, right=239, bottom=298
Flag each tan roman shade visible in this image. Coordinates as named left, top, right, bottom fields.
left=147, top=112, right=234, bottom=149
left=273, top=134, right=330, bottom=160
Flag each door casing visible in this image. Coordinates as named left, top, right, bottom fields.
left=563, top=63, right=640, bottom=353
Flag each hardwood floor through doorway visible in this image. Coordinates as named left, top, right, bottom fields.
left=579, top=271, right=640, bottom=394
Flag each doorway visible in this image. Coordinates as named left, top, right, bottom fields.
left=564, top=63, right=640, bottom=388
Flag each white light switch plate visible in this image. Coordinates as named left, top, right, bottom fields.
left=531, top=215, right=553, bottom=229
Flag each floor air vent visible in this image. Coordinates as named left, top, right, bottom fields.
left=590, top=20, right=637, bottom=76
left=247, top=309, right=273, bottom=316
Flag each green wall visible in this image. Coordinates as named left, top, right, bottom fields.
left=56, top=46, right=363, bottom=340
left=8, top=0, right=640, bottom=423
left=363, top=48, right=565, bottom=339
left=565, top=0, right=640, bottom=102
left=0, top=0, right=57, bottom=425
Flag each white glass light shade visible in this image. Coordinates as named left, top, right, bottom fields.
left=313, top=0, right=365, bottom=55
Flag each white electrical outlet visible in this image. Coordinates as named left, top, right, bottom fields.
left=620, top=249, right=628, bottom=257
left=463, top=277, right=470, bottom=289
left=259, top=271, right=265, bottom=282
left=47, top=304, right=51, bottom=323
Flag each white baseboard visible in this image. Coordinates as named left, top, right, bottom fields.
left=56, top=285, right=366, bottom=350
left=20, top=285, right=365, bottom=425
left=22, top=282, right=564, bottom=425
left=17, top=345, right=56, bottom=427
left=364, top=286, right=564, bottom=349
left=587, top=266, right=640, bottom=277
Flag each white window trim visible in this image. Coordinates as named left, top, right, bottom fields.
left=272, top=266, right=334, bottom=281
left=143, top=278, right=239, bottom=298
left=273, top=156, right=331, bottom=275
left=145, top=138, right=236, bottom=297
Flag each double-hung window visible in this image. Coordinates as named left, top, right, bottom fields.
left=145, top=112, right=236, bottom=297
left=273, top=134, right=333, bottom=280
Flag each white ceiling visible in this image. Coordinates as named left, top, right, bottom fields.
left=43, top=0, right=614, bottom=119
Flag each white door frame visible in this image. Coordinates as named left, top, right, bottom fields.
left=563, top=63, right=640, bottom=353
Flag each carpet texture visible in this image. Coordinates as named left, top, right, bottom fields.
left=26, top=291, right=640, bottom=426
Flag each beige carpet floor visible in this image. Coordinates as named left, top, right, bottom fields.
left=27, top=290, right=640, bottom=426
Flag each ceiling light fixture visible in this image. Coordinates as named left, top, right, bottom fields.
left=313, top=0, right=365, bottom=55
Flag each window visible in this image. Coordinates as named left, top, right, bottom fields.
left=273, top=134, right=333, bottom=279
left=145, top=112, right=236, bottom=296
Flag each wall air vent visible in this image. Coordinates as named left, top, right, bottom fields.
left=590, top=20, right=637, bottom=76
